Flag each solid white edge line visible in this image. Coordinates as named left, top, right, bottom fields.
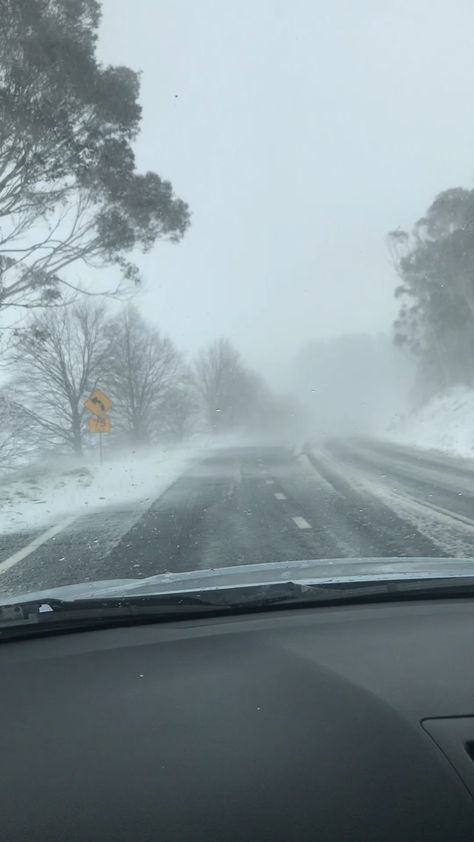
left=0, top=515, right=78, bottom=576
left=292, top=516, right=312, bottom=530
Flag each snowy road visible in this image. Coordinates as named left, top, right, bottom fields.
left=1, top=441, right=474, bottom=598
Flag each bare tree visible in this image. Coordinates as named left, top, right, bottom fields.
left=159, top=383, right=199, bottom=441
left=194, top=338, right=263, bottom=433
left=9, top=301, right=108, bottom=455
left=0, top=394, right=40, bottom=470
left=194, top=339, right=239, bottom=432
left=103, top=306, right=183, bottom=444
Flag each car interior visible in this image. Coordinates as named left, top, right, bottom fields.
left=2, top=595, right=474, bottom=840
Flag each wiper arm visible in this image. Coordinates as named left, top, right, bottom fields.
left=2, top=576, right=474, bottom=640
left=0, top=591, right=239, bottom=635
left=0, top=581, right=388, bottom=632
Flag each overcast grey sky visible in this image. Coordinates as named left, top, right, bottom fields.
left=98, top=0, right=474, bottom=375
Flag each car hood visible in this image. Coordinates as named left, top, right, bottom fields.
left=1, top=556, right=474, bottom=604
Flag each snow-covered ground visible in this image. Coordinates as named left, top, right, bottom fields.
left=0, top=443, right=206, bottom=535
left=387, top=386, right=474, bottom=458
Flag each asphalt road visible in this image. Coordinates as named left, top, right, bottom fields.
left=2, top=441, right=474, bottom=598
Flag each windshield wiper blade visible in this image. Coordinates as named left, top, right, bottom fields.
left=0, top=584, right=306, bottom=630
left=0, top=591, right=238, bottom=633
left=2, top=575, right=474, bottom=640
left=0, top=581, right=387, bottom=631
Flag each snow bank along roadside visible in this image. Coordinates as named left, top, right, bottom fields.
left=386, top=386, right=474, bottom=458
left=0, top=443, right=207, bottom=535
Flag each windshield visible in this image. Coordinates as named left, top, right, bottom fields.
left=1, top=0, right=474, bottom=614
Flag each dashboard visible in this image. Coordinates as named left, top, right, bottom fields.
left=1, top=598, right=474, bottom=840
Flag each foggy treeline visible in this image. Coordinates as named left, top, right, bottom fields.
left=1, top=302, right=298, bottom=461
left=0, top=0, right=300, bottom=467
left=290, top=182, right=474, bottom=431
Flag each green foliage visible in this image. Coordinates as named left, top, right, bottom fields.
left=0, top=0, right=190, bottom=309
left=389, top=187, right=474, bottom=392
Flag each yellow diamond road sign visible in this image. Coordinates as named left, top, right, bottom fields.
left=85, top=389, right=112, bottom=418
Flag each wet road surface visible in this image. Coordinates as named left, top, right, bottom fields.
left=2, top=441, right=474, bottom=597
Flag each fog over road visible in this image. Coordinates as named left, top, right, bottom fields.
left=2, top=441, right=474, bottom=597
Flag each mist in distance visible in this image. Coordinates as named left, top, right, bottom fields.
left=92, top=0, right=474, bottom=445
left=2, top=0, right=474, bottom=472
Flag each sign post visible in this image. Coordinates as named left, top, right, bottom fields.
left=85, top=390, right=112, bottom=463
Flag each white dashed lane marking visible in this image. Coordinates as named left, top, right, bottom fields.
left=292, top=516, right=312, bottom=530
left=265, top=479, right=274, bottom=485
left=274, top=492, right=287, bottom=500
